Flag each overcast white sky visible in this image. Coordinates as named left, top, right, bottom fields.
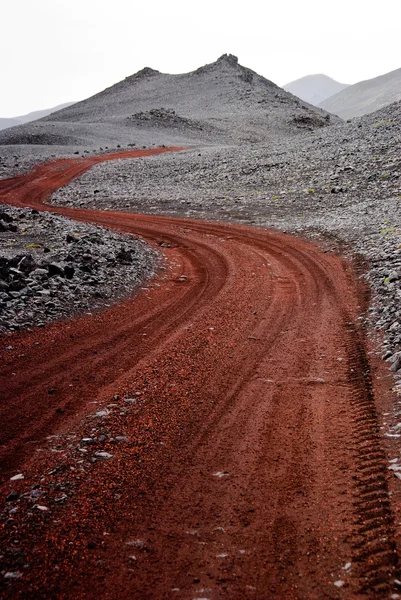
left=1, top=0, right=400, bottom=117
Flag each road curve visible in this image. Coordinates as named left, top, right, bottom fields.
left=0, top=149, right=399, bottom=599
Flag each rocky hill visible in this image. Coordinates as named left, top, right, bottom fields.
left=0, top=55, right=336, bottom=148
left=319, top=67, right=401, bottom=119
left=283, top=74, right=349, bottom=106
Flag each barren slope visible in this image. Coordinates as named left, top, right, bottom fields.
left=320, top=67, right=401, bottom=119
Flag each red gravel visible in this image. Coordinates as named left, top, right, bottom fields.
left=0, top=149, right=400, bottom=599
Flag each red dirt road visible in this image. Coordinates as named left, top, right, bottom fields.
left=0, top=149, right=399, bottom=599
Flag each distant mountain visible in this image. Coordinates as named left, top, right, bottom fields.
left=319, top=67, right=401, bottom=119
left=0, top=55, right=337, bottom=147
left=283, top=75, right=349, bottom=106
left=0, top=102, right=76, bottom=132
left=0, top=117, right=21, bottom=131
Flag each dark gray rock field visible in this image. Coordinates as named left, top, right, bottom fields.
left=0, top=206, right=158, bottom=333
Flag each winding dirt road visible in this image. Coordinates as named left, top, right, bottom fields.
left=0, top=149, right=399, bottom=598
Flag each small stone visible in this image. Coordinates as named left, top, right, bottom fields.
left=213, top=471, right=229, bottom=478
left=4, top=572, right=22, bottom=580
left=54, top=494, right=68, bottom=503
left=390, top=353, right=401, bottom=372
left=80, top=437, right=94, bottom=445
left=64, top=265, right=75, bottom=279
left=10, top=473, right=24, bottom=481
left=95, top=409, right=109, bottom=417
left=126, top=539, right=145, bottom=548
left=66, top=233, right=79, bottom=243
left=48, top=263, right=64, bottom=277
left=31, top=268, right=48, bottom=278
left=6, top=491, right=19, bottom=502
left=94, top=451, right=113, bottom=460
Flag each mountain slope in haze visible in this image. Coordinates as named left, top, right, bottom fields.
left=283, top=74, right=349, bottom=106
left=0, top=117, right=20, bottom=131
left=319, top=67, right=401, bottom=119
left=0, top=55, right=337, bottom=147
left=0, top=102, right=76, bottom=132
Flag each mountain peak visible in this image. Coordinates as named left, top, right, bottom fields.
left=216, top=54, right=239, bottom=66
left=284, top=74, right=350, bottom=107
left=126, top=66, right=160, bottom=82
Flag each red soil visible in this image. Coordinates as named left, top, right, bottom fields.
left=0, top=148, right=399, bottom=598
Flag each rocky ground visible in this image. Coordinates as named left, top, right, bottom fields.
left=0, top=205, right=159, bottom=333
left=51, top=101, right=401, bottom=378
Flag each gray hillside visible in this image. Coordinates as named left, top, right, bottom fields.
left=0, top=55, right=336, bottom=148
left=319, top=67, right=401, bottom=119
left=283, top=74, right=349, bottom=106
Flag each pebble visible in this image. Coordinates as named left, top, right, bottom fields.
left=6, top=491, right=19, bottom=502
left=94, top=451, right=113, bottom=460
left=213, top=471, right=229, bottom=478
left=4, top=572, right=22, bottom=580
left=95, top=409, right=110, bottom=418
left=125, top=539, right=146, bottom=548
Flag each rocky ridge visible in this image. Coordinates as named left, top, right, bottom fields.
left=0, top=206, right=159, bottom=333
